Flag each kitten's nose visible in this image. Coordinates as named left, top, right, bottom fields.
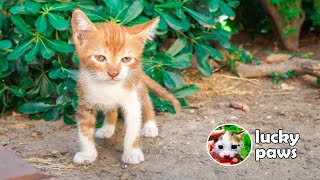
left=224, top=155, right=230, bottom=158
left=108, top=71, right=119, bottom=79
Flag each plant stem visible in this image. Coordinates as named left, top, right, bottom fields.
left=177, top=30, right=195, bottom=43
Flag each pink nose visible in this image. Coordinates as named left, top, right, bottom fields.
left=108, top=72, right=119, bottom=78
left=224, top=155, right=230, bottom=158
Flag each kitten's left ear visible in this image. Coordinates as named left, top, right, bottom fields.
left=232, top=131, right=245, bottom=138
left=71, top=9, right=97, bottom=46
left=128, top=17, right=160, bottom=43
left=237, top=131, right=245, bottom=139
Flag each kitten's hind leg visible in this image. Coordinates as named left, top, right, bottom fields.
left=141, top=89, right=158, bottom=137
left=95, top=109, right=118, bottom=139
left=73, top=105, right=98, bottom=164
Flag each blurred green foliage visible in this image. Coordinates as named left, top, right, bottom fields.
left=229, top=0, right=320, bottom=34
left=268, top=70, right=296, bottom=84
left=227, top=46, right=259, bottom=72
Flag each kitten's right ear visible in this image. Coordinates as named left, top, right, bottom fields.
left=71, top=9, right=96, bottom=46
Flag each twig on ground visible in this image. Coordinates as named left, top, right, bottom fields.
left=214, top=73, right=260, bottom=85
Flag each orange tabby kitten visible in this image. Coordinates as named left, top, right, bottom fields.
left=71, top=9, right=180, bottom=164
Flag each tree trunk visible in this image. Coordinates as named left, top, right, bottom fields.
left=258, top=0, right=305, bottom=52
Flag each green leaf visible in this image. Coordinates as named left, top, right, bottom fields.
left=15, top=58, right=29, bottom=75
left=158, top=16, right=168, bottom=31
left=20, top=77, right=33, bottom=89
left=167, top=70, right=184, bottom=89
left=209, top=0, right=220, bottom=12
left=25, top=0, right=41, bottom=14
left=195, top=44, right=212, bottom=77
left=81, top=8, right=107, bottom=22
left=28, top=72, right=57, bottom=97
left=50, top=2, right=76, bottom=11
left=144, top=42, right=158, bottom=52
left=10, top=15, right=33, bottom=36
left=49, top=68, right=67, bottom=79
left=161, top=68, right=176, bottom=90
left=173, top=85, right=199, bottom=98
left=0, top=64, right=14, bottom=78
left=64, top=78, right=76, bottom=93
left=10, top=87, right=25, bottom=97
left=44, top=107, right=60, bottom=121
left=39, top=39, right=55, bottom=59
left=184, top=7, right=214, bottom=26
left=35, top=14, right=47, bottom=33
left=7, top=39, right=34, bottom=60
left=24, top=41, right=40, bottom=62
left=0, top=40, right=12, bottom=49
left=121, top=1, right=144, bottom=24
left=103, top=0, right=123, bottom=12
left=0, top=55, right=8, bottom=71
left=167, top=37, right=187, bottom=56
left=10, top=6, right=30, bottom=15
left=155, top=1, right=184, bottom=8
left=199, top=43, right=223, bottom=60
left=316, top=79, right=320, bottom=86
left=44, top=38, right=74, bottom=53
left=48, top=13, right=69, bottom=30
left=65, top=69, right=79, bottom=81
left=219, top=1, right=236, bottom=18
left=157, top=10, right=184, bottom=30
left=63, top=108, right=76, bottom=125
left=176, top=7, right=186, bottom=19
left=18, top=102, right=56, bottom=114
left=273, top=77, right=279, bottom=84
left=166, top=53, right=192, bottom=69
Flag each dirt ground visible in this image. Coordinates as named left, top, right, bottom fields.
left=1, top=34, right=320, bottom=179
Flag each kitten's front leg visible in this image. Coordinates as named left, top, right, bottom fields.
left=73, top=105, right=98, bottom=164
left=121, top=92, right=144, bottom=164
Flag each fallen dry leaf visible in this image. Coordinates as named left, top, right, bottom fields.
left=229, top=101, right=250, bottom=113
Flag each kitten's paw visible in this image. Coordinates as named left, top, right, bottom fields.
left=122, top=149, right=145, bottom=164
left=95, top=124, right=115, bottom=139
left=73, top=150, right=97, bottom=164
left=141, top=120, right=158, bottom=137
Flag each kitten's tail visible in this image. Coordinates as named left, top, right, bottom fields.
left=142, top=73, right=181, bottom=113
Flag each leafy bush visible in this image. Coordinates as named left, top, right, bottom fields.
left=0, top=0, right=238, bottom=123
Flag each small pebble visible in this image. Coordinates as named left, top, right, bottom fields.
left=121, top=173, right=130, bottom=180
left=31, top=132, right=38, bottom=137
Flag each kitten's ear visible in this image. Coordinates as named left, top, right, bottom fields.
left=237, top=131, right=245, bottom=139
left=71, top=9, right=96, bottom=46
left=128, top=17, right=160, bottom=43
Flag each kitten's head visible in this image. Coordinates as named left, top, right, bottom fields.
left=71, top=9, right=159, bottom=81
left=213, top=131, right=244, bottom=159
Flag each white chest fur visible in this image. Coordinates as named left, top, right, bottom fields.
left=78, top=71, right=138, bottom=110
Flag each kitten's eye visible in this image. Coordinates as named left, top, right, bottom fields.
left=94, top=55, right=106, bottom=62
left=231, top=145, right=238, bottom=149
left=218, top=145, right=223, bottom=149
left=121, top=57, right=132, bottom=63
